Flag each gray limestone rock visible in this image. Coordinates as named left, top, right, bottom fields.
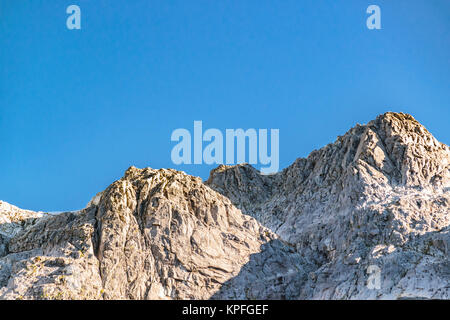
left=0, top=112, right=449, bottom=299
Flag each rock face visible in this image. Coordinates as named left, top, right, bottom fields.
left=1, top=112, right=449, bottom=299
left=207, top=113, right=450, bottom=299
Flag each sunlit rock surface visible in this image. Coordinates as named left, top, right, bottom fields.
left=1, top=112, right=449, bottom=299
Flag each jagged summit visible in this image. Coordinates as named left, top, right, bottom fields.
left=207, top=112, right=449, bottom=212
left=376, top=111, right=420, bottom=127
left=206, top=112, right=450, bottom=299
left=209, top=112, right=449, bottom=189
left=1, top=112, right=449, bottom=300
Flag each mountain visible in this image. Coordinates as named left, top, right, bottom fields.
left=0, top=112, right=449, bottom=299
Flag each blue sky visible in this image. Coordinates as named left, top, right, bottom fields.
left=0, top=0, right=449, bottom=211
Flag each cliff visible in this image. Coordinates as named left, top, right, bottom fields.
left=1, top=112, right=449, bottom=299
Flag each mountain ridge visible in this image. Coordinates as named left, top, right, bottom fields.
left=0, top=112, right=449, bottom=299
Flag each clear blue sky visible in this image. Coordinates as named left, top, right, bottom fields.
left=1, top=0, right=449, bottom=211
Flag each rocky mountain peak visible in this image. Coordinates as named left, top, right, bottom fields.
left=356, top=112, right=449, bottom=187
left=207, top=113, right=449, bottom=211
left=1, top=112, right=449, bottom=300
left=206, top=113, right=450, bottom=298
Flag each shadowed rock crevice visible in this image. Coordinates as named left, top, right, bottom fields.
left=211, top=226, right=450, bottom=300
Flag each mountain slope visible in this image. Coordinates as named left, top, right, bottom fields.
left=207, top=112, right=450, bottom=299
left=0, top=168, right=304, bottom=299
left=1, top=112, right=449, bottom=299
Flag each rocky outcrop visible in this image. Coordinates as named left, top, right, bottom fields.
left=0, top=201, right=46, bottom=258
left=0, top=112, right=449, bottom=299
left=207, top=112, right=450, bottom=299
left=0, top=168, right=296, bottom=300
